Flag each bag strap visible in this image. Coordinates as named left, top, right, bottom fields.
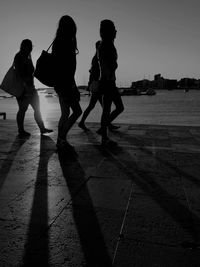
left=47, top=42, right=53, bottom=52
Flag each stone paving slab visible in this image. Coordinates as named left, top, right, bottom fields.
left=122, top=194, right=195, bottom=245
left=113, top=239, right=200, bottom=267
left=0, top=119, right=200, bottom=266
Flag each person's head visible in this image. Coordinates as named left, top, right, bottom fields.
left=20, top=39, right=33, bottom=55
left=100, top=19, right=116, bottom=41
left=56, top=15, right=77, bottom=38
left=55, top=15, right=78, bottom=53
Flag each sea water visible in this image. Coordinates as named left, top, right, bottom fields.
left=0, top=89, right=200, bottom=126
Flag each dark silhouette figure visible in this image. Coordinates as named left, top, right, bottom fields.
left=78, top=41, right=122, bottom=133
left=0, top=112, right=6, bottom=119
left=52, top=15, right=82, bottom=150
left=14, top=39, right=53, bottom=137
left=78, top=41, right=102, bottom=131
left=22, top=135, right=55, bottom=266
left=0, top=135, right=29, bottom=192
left=97, top=20, right=124, bottom=146
left=57, top=149, right=112, bottom=266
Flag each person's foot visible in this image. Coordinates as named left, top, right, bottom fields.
left=18, top=130, right=31, bottom=137
left=108, top=123, right=120, bottom=131
left=97, top=124, right=120, bottom=135
left=78, top=122, right=89, bottom=131
left=101, top=137, right=118, bottom=147
left=40, top=128, right=53, bottom=134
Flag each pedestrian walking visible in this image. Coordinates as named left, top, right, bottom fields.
left=78, top=41, right=102, bottom=131
left=97, top=20, right=124, bottom=145
left=52, top=15, right=82, bottom=149
left=14, top=39, right=53, bottom=137
left=78, top=40, right=121, bottom=132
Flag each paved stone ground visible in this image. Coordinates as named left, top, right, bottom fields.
left=1, top=118, right=200, bottom=266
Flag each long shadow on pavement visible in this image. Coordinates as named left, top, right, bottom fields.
left=0, top=135, right=30, bottom=191
left=57, top=147, right=112, bottom=267
left=114, top=128, right=200, bottom=187
left=85, top=130, right=200, bottom=245
left=22, top=135, right=55, bottom=266
left=113, top=129, right=200, bottom=244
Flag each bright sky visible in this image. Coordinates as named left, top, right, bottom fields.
left=0, top=0, right=200, bottom=87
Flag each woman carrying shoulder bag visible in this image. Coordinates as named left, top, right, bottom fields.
left=14, top=39, right=53, bottom=137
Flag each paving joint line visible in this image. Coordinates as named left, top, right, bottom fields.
left=112, top=181, right=135, bottom=265
left=47, top=175, right=93, bottom=230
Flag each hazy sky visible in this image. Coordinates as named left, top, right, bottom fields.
left=0, top=0, right=200, bottom=87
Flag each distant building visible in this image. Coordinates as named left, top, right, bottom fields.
left=131, top=74, right=199, bottom=90
left=178, top=78, right=199, bottom=89
left=154, top=74, right=162, bottom=81
left=164, top=79, right=178, bottom=90
left=153, top=74, right=164, bottom=89
left=131, top=79, right=151, bottom=90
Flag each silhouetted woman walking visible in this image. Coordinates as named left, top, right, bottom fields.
left=14, top=39, right=53, bottom=137
left=78, top=41, right=102, bottom=131
left=97, top=20, right=124, bottom=145
left=78, top=40, right=122, bottom=132
left=52, top=15, right=82, bottom=149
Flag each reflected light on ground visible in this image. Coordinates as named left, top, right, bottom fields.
left=39, top=93, right=51, bottom=121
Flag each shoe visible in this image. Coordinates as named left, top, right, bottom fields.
left=97, top=125, right=120, bottom=134
left=108, top=124, right=120, bottom=131
left=40, top=128, right=53, bottom=134
left=18, top=130, right=31, bottom=137
left=101, top=138, right=118, bottom=147
left=78, top=122, right=89, bottom=131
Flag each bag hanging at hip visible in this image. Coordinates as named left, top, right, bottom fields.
left=0, top=66, right=24, bottom=97
left=34, top=42, right=54, bottom=87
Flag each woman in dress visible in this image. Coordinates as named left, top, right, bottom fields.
left=52, top=15, right=82, bottom=149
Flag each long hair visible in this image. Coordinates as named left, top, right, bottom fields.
left=99, top=20, right=118, bottom=59
left=54, top=15, right=79, bottom=54
left=20, top=39, right=32, bottom=51
left=100, top=19, right=116, bottom=41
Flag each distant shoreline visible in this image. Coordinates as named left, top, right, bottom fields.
left=0, top=88, right=200, bottom=99
left=1, top=90, right=200, bottom=126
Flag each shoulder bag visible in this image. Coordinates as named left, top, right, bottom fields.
left=34, top=42, right=54, bottom=87
left=0, top=65, right=24, bottom=97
